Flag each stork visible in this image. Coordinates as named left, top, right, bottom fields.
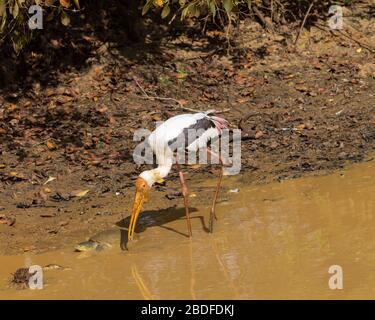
left=128, top=110, right=229, bottom=241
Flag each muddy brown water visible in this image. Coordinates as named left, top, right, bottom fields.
left=1, top=159, right=375, bottom=299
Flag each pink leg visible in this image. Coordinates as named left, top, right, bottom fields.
left=176, top=161, right=193, bottom=238
left=207, top=148, right=224, bottom=233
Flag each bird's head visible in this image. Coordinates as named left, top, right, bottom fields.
left=128, top=176, right=150, bottom=241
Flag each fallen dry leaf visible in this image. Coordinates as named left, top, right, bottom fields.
left=72, top=189, right=90, bottom=197
left=43, top=176, right=56, bottom=185
left=0, top=214, right=7, bottom=224
left=295, top=84, right=309, bottom=92
left=155, top=179, right=166, bottom=186
left=255, top=131, right=264, bottom=139
left=152, top=114, right=162, bottom=121
left=8, top=172, right=27, bottom=180
left=0, top=214, right=16, bottom=226
left=38, top=190, right=48, bottom=201
left=190, top=164, right=202, bottom=169
left=96, top=105, right=108, bottom=114
left=234, top=75, right=247, bottom=86
left=178, top=99, right=189, bottom=106
left=46, top=141, right=57, bottom=150
left=23, top=245, right=35, bottom=252
left=175, top=73, right=187, bottom=79
left=59, top=0, right=70, bottom=8
left=6, top=104, right=17, bottom=113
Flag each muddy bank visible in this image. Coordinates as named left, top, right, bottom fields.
left=0, top=4, right=374, bottom=255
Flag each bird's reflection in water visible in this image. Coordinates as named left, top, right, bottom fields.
left=131, top=264, right=154, bottom=300
left=116, top=206, right=201, bottom=250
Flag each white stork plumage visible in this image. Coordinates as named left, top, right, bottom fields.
left=128, top=110, right=229, bottom=240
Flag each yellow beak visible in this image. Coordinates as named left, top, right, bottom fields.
left=128, top=190, right=145, bottom=241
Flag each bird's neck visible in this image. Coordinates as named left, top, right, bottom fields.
left=140, top=163, right=172, bottom=187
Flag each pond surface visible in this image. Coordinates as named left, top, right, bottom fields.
left=1, top=159, right=375, bottom=299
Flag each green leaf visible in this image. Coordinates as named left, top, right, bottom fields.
left=0, top=12, right=7, bottom=32
left=182, top=3, right=200, bottom=18
left=209, top=1, right=216, bottom=17
left=73, top=0, right=80, bottom=9
left=191, top=4, right=200, bottom=17
left=60, top=11, right=70, bottom=26
left=0, top=1, right=5, bottom=17
left=223, top=0, right=233, bottom=14
left=181, top=5, right=190, bottom=19
left=161, top=4, right=170, bottom=18
left=47, top=9, right=55, bottom=21
left=142, top=0, right=153, bottom=15
left=246, top=0, right=251, bottom=10
left=12, top=2, right=19, bottom=19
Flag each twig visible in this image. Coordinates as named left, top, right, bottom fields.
left=109, top=89, right=120, bottom=109
left=106, top=41, right=122, bottom=109
left=134, top=78, right=230, bottom=114
left=0, top=19, right=17, bottom=44
left=137, top=94, right=198, bottom=112
left=253, top=5, right=273, bottom=32
left=238, top=111, right=258, bottom=130
left=314, top=22, right=375, bottom=54
left=336, top=29, right=375, bottom=53
left=134, top=78, right=192, bottom=110
left=173, top=48, right=220, bottom=62
left=134, top=78, right=150, bottom=98
left=294, top=1, right=314, bottom=46
left=210, top=108, right=231, bottom=114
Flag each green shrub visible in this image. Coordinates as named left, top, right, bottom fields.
left=0, top=0, right=355, bottom=53
left=0, top=0, right=80, bottom=53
